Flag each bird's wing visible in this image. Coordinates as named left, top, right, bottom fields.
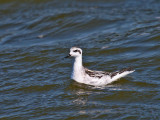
left=110, top=67, right=134, bottom=78
left=84, top=67, right=134, bottom=79
left=84, top=68, right=110, bottom=79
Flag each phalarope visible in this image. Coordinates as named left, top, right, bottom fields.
left=65, top=47, right=134, bottom=86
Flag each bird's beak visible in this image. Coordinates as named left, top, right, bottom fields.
left=64, top=54, right=71, bottom=58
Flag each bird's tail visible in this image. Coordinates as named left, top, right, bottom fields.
left=110, top=67, right=135, bottom=83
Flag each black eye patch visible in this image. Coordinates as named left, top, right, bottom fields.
left=73, top=50, right=78, bottom=52
left=73, top=49, right=81, bottom=54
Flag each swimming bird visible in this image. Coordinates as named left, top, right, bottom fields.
left=65, top=47, right=134, bottom=86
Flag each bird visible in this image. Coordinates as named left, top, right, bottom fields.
left=65, top=47, right=134, bottom=86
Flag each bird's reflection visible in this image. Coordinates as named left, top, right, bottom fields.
left=67, top=81, right=104, bottom=106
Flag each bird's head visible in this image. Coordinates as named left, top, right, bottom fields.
left=65, top=47, right=82, bottom=58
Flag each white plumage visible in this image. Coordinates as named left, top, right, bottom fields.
left=65, top=47, right=134, bottom=86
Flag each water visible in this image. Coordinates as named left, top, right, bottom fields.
left=0, top=0, right=160, bottom=119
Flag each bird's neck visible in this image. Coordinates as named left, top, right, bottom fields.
left=73, top=56, right=83, bottom=70
left=72, top=56, right=84, bottom=81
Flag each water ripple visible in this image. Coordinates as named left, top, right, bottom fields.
left=0, top=0, right=160, bottom=119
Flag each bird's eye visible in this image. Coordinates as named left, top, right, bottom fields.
left=73, top=50, right=78, bottom=52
